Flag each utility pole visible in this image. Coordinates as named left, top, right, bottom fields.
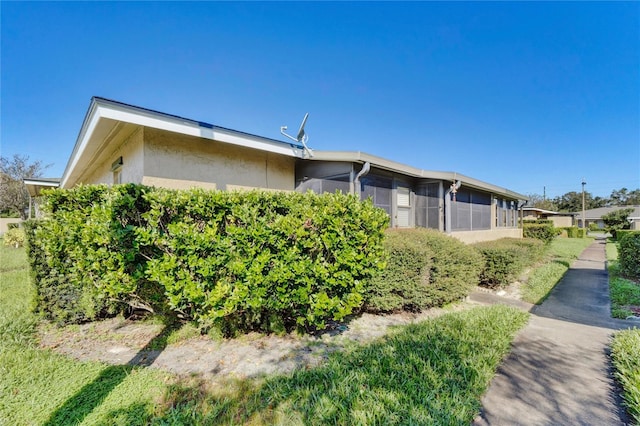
left=581, top=178, right=587, bottom=231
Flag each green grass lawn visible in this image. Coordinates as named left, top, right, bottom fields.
left=606, top=239, right=640, bottom=319
left=0, top=244, right=529, bottom=425
left=521, top=237, right=594, bottom=304
left=611, top=328, right=640, bottom=425
left=606, top=239, right=640, bottom=424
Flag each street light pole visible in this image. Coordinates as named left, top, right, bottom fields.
left=581, top=178, right=587, bottom=232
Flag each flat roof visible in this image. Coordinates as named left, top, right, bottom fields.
left=310, top=151, right=528, bottom=200
left=23, top=178, right=60, bottom=197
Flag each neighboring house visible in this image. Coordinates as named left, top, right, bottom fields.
left=522, top=207, right=575, bottom=228
left=0, top=218, right=22, bottom=235
left=24, top=97, right=528, bottom=243
left=23, top=178, right=60, bottom=218
left=574, top=206, right=640, bottom=230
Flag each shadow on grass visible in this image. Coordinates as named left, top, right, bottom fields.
left=553, top=259, right=571, bottom=268
left=128, top=306, right=529, bottom=425
left=43, top=321, right=181, bottom=426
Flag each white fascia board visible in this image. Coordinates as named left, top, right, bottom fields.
left=99, top=104, right=302, bottom=158
left=61, top=99, right=303, bottom=188
left=210, top=127, right=304, bottom=157
left=60, top=102, right=101, bottom=188
left=23, top=179, right=59, bottom=187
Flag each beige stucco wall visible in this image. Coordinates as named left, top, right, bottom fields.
left=549, top=216, right=574, bottom=228
left=143, top=128, right=295, bottom=191
left=451, top=227, right=523, bottom=244
left=0, top=218, right=22, bottom=234
left=81, top=128, right=145, bottom=185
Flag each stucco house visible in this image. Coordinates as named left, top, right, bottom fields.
left=575, top=206, right=640, bottom=230
left=522, top=207, right=575, bottom=228
left=25, top=97, right=528, bottom=243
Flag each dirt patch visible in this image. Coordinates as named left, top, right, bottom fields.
left=38, top=305, right=468, bottom=381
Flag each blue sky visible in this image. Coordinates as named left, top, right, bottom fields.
left=2, top=1, right=638, bottom=199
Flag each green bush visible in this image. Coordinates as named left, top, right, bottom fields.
left=619, top=233, right=640, bottom=280
left=143, top=189, right=388, bottom=334
left=3, top=228, right=25, bottom=248
left=365, top=230, right=434, bottom=313
left=617, top=230, right=640, bottom=241
left=24, top=185, right=138, bottom=324
left=603, top=208, right=634, bottom=239
left=523, top=223, right=557, bottom=244
left=563, top=227, right=580, bottom=238
left=25, top=185, right=389, bottom=334
left=474, top=238, right=544, bottom=288
left=611, top=328, right=640, bottom=424
left=377, top=228, right=483, bottom=308
left=562, top=227, right=587, bottom=238
left=588, top=223, right=600, bottom=232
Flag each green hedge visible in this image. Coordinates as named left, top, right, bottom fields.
left=25, top=184, right=154, bottom=324
left=364, top=229, right=483, bottom=312
left=364, top=230, right=434, bottom=313
left=559, top=226, right=586, bottom=238
left=617, top=230, right=640, bottom=241
left=25, top=184, right=389, bottom=334
left=523, top=222, right=557, bottom=244
left=619, top=233, right=640, bottom=280
left=474, top=238, right=545, bottom=288
left=523, top=219, right=553, bottom=225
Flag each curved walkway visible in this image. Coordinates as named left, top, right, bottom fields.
left=471, top=238, right=637, bottom=426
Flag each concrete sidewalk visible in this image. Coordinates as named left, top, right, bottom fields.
left=471, top=238, right=636, bottom=426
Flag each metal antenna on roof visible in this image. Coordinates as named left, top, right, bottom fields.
left=281, top=113, right=314, bottom=158
left=451, top=172, right=461, bottom=202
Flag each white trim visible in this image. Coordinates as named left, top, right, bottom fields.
left=61, top=98, right=304, bottom=188
left=98, top=102, right=302, bottom=157
left=23, top=179, right=60, bottom=187
left=61, top=105, right=101, bottom=188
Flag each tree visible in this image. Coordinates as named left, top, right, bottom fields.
left=602, top=207, right=634, bottom=239
left=525, top=193, right=558, bottom=211
left=0, top=154, right=51, bottom=219
left=552, top=191, right=605, bottom=212
left=610, top=187, right=640, bottom=206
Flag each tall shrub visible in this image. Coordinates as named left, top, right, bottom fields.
left=365, top=230, right=434, bottom=313
left=366, top=228, right=483, bottom=309
left=26, top=185, right=388, bottom=334
left=474, top=238, right=544, bottom=288
left=602, top=208, right=634, bottom=239
left=25, top=185, right=118, bottom=323
left=417, top=229, right=484, bottom=306
left=619, top=233, right=640, bottom=280
left=523, top=222, right=557, bottom=244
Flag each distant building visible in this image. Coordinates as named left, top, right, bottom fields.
left=574, top=206, right=640, bottom=230
left=522, top=207, right=576, bottom=228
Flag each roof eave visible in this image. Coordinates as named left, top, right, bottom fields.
left=60, top=97, right=305, bottom=188
left=309, top=150, right=528, bottom=200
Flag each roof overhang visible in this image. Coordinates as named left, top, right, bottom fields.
left=522, top=207, right=577, bottom=216
left=309, top=150, right=528, bottom=201
left=60, top=97, right=304, bottom=188
left=23, top=178, right=60, bottom=197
